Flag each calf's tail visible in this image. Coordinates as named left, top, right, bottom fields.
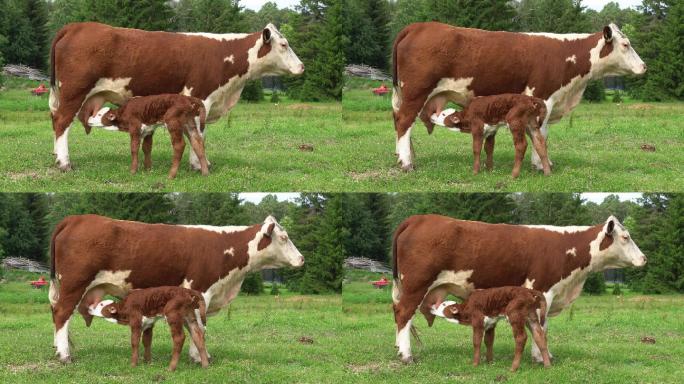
left=533, top=291, right=547, bottom=325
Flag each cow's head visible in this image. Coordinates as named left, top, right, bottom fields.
left=257, top=215, right=305, bottom=268
left=258, top=24, right=304, bottom=76
left=594, top=216, right=647, bottom=268
left=596, top=24, right=646, bottom=76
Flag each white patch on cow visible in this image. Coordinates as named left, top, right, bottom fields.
left=55, top=317, right=71, bottom=361
left=483, top=315, right=506, bottom=330
left=392, top=278, right=402, bottom=304
left=181, top=86, right=194, bottom=96
left=81, top=270, right=133, bottom=305
left=224, top=247, right=235, bottom=256
left=566, top=247, right=577, bottom=257
left=139, top=124, right=158, bottom=137
left=49, top=87, right=59, bottom=114
left=424, top=77, right=475, bottom=109
left=523, top=278, right=536, bottom=289
left=224, top=55, right=235, bottom=63
left=83, top=77, right=133, bottom=106
left=523, top=86, right=536, bottom=96
left=202, top=267, right=245, bottom=314
left=397, top=319, right=413, bottom=360
left=392, top=85, right=402, bottom=112
left=141, top=316, right=157, bottom=331
left=55, top=126, right=71, bottom=167
left=566, top=55, right=577, bottom=64
left=180, top=225, right=248, bottom=234
left=181, top=278, right=194, bottom=289
left=524, top=32, right=591, bottom=41
left=397, top=124, right=413, bottom=167
left=483, top=123, right=503, bottom=138
left=180, top=32, right=248, bottom=42
left=425, top=270, right=475, bottom=300
left=522, top=225, right=590, bottom=234
left=188, top=338, right=211, bottom=362
left=49, top=280, right=60, bottom=306
left=546, top=267, right=589, bottom=316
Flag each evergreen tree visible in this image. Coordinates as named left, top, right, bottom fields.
left=515, top=0, right=591, bottom=33
left=241, top=272, right=264, bottom=294
left=175, top=193, right=248, bottom=225
left=25, top=0, right=49, bottom=69
left=583, top=272, right=606, bottom=295
left=343, top=0, right=379, bottom=66
left=176, top=0, right=246, bottom=33
left=241, top=79, right=264, bottom=102
left=22, top=193, right=49, bottom=261
left=514, top=193, right=592, bottom=226
left=583, top=80, right=606, bottom=102
left=1, top=0, right=36, bottom=66
left=423, top=0, right=517, bottom=31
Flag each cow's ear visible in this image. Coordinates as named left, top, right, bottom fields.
left=603, top=26, right=613, bottom=43
left=262, top=222, right=275, bottom=237
left=605, top=219, right=615, bottom=236
left=262, top=28, right=272, bottom=44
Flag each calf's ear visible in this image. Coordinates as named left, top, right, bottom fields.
left=603, top=26, right=613, bottom=42
left=263, top=28, right=272, bottom=44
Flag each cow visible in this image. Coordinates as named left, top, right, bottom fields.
left=87, top=94, right=209, bottom=179
left=90, top=287, right=209, bottom=371
left=391, top=214, right=646, bottom=364
left=431, top=287, right=551, bottom=372
left=49, top=214, right=304, bottom=363
left=49, top=22, right=304, bottom=171
left=437, top=94, right=551, bottom=178
left=392, top=22, right=646, bottom=171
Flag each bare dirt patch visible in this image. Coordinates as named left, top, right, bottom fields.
left=5, top=360, right=60, bottom=373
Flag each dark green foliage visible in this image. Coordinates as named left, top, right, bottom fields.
left=25, top=0, right=49, bottom=69
left=583, top=272, right=606, bottom=295
left=241, top=80, right=264, bottom=102
left=241, top=272, right=264, bottom=295
left=270, top=282, right=280, bottom=295
left=514, top=193, right=592, bottom=226
left=243, top=1, right=296, bottom=31
left=174, top=193, right=248, bottom=225
left=516, top=0, right=591, bottom=33
left=0, top=194, right=48, bottom=260
left=612, top=283, right=622, bottom=295
left=612, top=90, right=623, bottom=103
left=344, top=0, right=390, bottom=69
left=176, top=0, right=246, bottom=33
left=270, top=90, right=280, bottom=103
left=583, top=80, right=606, bottom=102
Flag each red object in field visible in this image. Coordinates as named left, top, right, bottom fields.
left=30, top=276, right=48, bottom=289
left=372, top=84, right=389, bottom=96
left=371, top=277, right=390, bottom=288
left=31, top=84, right=48, bottom=96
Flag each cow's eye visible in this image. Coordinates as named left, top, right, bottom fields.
left=280, top=235, right=288, bottom=241
left=622, top=234, right=629, bottom=240
left=622, top=42, right=629, bottom=48
left=281, top=43, right=288, bottom=49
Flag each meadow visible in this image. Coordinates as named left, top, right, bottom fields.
left=0, top=270, right=344, bottom=383
left=341, top=270, right=684, bottom=383
left=2, top=77, right=682, bottom=192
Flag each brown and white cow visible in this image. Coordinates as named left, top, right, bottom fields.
left=49, top=214, right=304, bottom=363
left=392, top=22, right=646, bottom=171
left=50, top=22, right=304, bottom=171
left=392, top=214, right=646, bottom=363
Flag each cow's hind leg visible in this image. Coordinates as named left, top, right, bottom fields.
left=394, top=289, right=426, bottom=363
left=530, top=319, right=554, bottom=363
left=186, top=321, right=209, bottom=368
left=527, top=127, right=551, bottom=176
left=527, top=322, right=551, bottom=368
left=52, top=100, right=83, bottom=171
left=52, top=286, right=87, bottom=362
left=188, top=334, right=212, bottom=364
left=509, top=121, right=527, bottom=179
left=185, top=129, right=209, bottom=176
left=531, top=104, right=553, bottom=170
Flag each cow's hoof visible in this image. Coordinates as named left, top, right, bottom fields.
left=399, top=355, right=414, bottom=364
left=57, top=162, right=72, bottom=172
left=400, top=163, right=415, bottom=172
left=57, top=354, right=72, bottom=364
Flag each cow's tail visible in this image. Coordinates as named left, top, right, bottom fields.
left=191, top=293, right=208, bottom=330
left=49, top=218, right=69, bottom=307
left=391, top=218, right=411, bottom=305
left=391, top=27, right=411, bottom=113
left=49, top=26, right=69, bottom=114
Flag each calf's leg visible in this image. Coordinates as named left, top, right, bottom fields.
left=142, top=327, right=154, bottom=363
left=471, top=127, right=484, bottom=175
left=186, top=130, right=209, bottom=176
left=509, top=121, right=528, bottom=179
left=484, top=135, right=495, bottom=171
left=129, top=320, right=142, bottom=367
left=510, top=320, right=527, bottom=372
left=129, top=130, right=141, bottom=175
left=186, top=322, right=209, bottom=368
left=484, top=327, right=495, bottom=363
left=167, top=315, right=185, bottom=371
left=142, top=134, right=153, bottom=171
left=472, top=323, right=485, bottom=366
left=527, top=322, right=551, bottom=368
left=167, top=123, right=185, bottom=179
left=528, top=129, right=551, bottom=176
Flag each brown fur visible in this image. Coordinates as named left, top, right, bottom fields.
left=100, top=94, right=208, bottom=179
left=49, top=214, right=274, bottom=336
left=392, top=22, right=615, bottom=170
left=444, top=94, right=551, bottom=178
left=101, top=286, right=209, bottom=371
left=443, top=287, right=551, bottom=372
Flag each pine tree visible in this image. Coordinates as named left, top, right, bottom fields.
left=25, top=0, right=49, bottom=69
left=515, top=0, right=591, bottom=33
left=423, top=0, right=517, bottom=31
left=241, top=272, right=264, bottom=294
left=22, top=193, right=49, bottom=261
left=176, top=0, right=246, bottom=33
left=365, top=0, right=391, bottom=69
left=175, top=193, right=248, bottom=225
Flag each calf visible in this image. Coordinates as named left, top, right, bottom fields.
left=435, top=94, right=551, bottom=178
left=89, top=286, right=209, bottom=371
left=431, top=287, right=551, bottom=372
left=88, top=94, right=208, bottom=179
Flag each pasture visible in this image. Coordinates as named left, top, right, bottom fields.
left=0, top=270, right=343, bottom=383
left=343, top=79, right=683, bottom=192
left=341, top=271, right=684, bottom=383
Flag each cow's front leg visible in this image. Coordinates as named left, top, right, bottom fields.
left=188, top=332, right=212, bottom=363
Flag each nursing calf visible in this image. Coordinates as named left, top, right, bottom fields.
left=432, top=287, right=551, bottom=372
left=439, top=94, right=551, bottom=178
left=91, top=286, right=209, bottom=371
left=88, top=94, right=208, bottom=179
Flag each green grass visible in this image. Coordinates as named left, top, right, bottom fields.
left=0, top=271, right=343, bottom=383
left=342, top=79, right=684, bottom=192
left=341, top=273, right=684, bottom=383
left=3, top=78, right=682, bottom=192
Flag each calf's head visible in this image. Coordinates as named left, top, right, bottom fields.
left=256, top=215, right=305, bottom=268
left=258, top=24, right=304, bottom=76
left=596, top=23, right=646, bottom=76
left=593, top=216, right=647, bottom=268
left=431, top=301, right=465, bottom=325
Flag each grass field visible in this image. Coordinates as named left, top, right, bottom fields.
left=342, top=79, right=684, bottom=192
left=342, top=271, right=684, bottom=383
left=0, top=270, right=343, bottom=383
left=2, top=78, right=681, bottom=192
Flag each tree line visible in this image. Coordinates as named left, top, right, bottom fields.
left=0, top=0, right=345, bottom=101
left=0, top=193, right=682, bottom=294
left=344, top=0, right=683, bottom=101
